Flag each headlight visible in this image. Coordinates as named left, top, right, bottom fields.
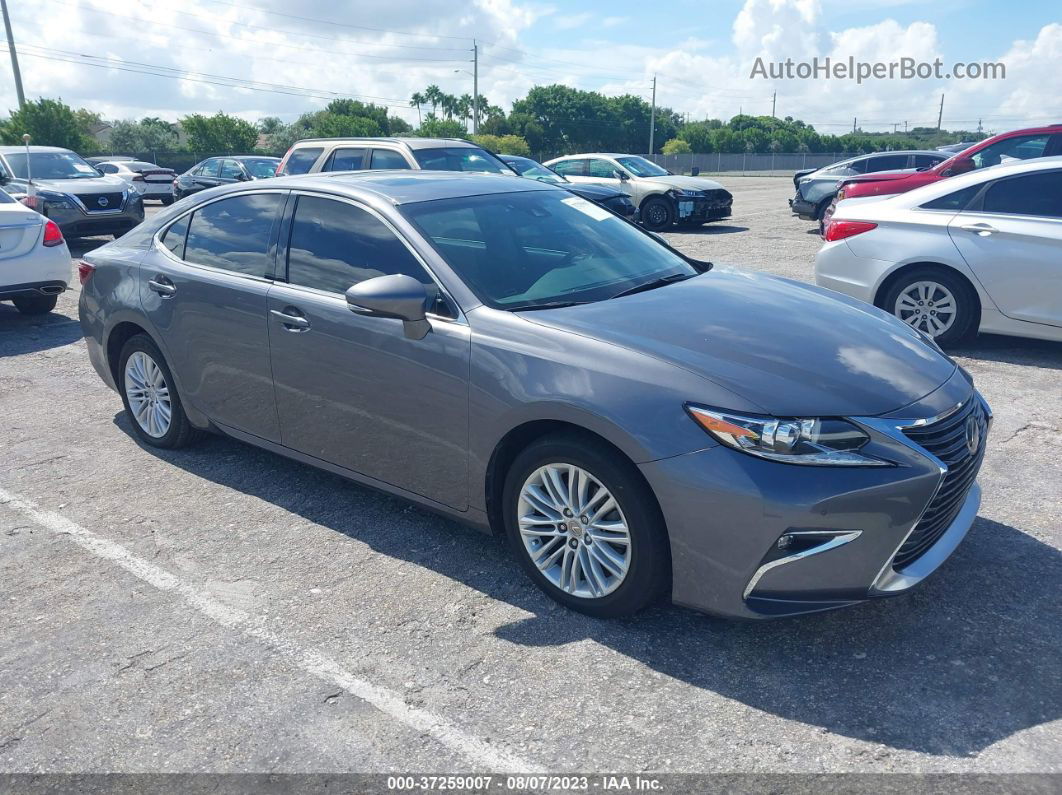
left=686, top=405, right=888, bottom=466
left=668, top=188, right=701, bottom=198
left=43, top=198, right=74, bottom=210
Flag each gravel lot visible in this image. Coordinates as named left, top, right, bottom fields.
left=1, top=178, right=1059, bottom=777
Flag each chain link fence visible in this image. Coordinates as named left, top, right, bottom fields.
left=643, top=152, right=851, bottom=176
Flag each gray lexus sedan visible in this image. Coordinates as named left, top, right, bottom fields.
left=79, top=172, right=990, bottom=620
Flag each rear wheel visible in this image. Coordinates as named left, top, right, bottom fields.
left=118, top=334, right=199, bottom=448
left=881, top=267, right=978, bottom=346
left=503, top=432, right=670, bottom=617
left=640, top=197, right=674, bottom=231
left=12, top=294, right=58, bottom=315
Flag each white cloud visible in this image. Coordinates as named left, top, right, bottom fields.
left=553, top=12, right=593, bottom=30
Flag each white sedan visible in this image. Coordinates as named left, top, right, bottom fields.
left=815, top=156, right=1062, bottom=346
left=93, top=160, right=177, bottom=204
left=0, top=188, right=72, bottom=315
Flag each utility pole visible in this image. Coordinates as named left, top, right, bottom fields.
left=472, top=40, right=479, bottom=135
left=936, top=93, right=944, bottom=131
left=1, top=0, right=25, bottom=109
left=648, top=74, right=657, bottom=155
left=893, top=123, right=898, bottom=133
left=771, top=91, right=776, bottom=118
left=904, top=120, right=908, bottom=133
left=853, top=117, right=857, bottom=133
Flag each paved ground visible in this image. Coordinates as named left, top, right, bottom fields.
left=1, top=180, right=1059, bottom=776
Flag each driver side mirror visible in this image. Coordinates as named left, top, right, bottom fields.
left=346, top=274, right=431, bottom=340
left=0, top=171, right=8, bottom=185
left=613, top=169, right=629, bottom=182
left=943, top=158, right=973, bottom=177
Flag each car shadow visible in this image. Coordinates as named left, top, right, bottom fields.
left=0, top=303, right=82, bottom=356
left=669, top=225, right=749, bottom=236
left=114, top=414, right=1060, bottom=759
left=67, top=237, right=113, bottom=257
left=951, top=333, right=1062, bottom=371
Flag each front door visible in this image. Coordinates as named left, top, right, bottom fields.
left=949, top=168, right=1062, bottom=328
left=267, top=193, right=470, bottom=509
left=140, top=191, right=286, bottom=441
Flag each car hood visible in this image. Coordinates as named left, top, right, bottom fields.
left=29, top=175, right=129, bottom=195
left=521, top=269, right=956, bottom=417
left=564, top=182, right=626, bottom=200
left=640, top=174, right=726, bottom=192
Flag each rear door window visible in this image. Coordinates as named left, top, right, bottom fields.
left=183, top=193, right=284, bottom=276
left=914, top=154, right=945, bottom=169
left=551, top=159, right=585, bottom=177
left=866, top=154, right=910, bottom=172
left=981, top=171, right=1062, bottom=218
left=325, top=148, right=366, bottom=171
left=282, top=147, right=324, bottom=175
left=369, top=149, right=411, bottom=169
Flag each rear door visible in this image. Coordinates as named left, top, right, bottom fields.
left=949, top=169, right=1062, bottom=328
left=140, top=190, right=287, bottom=440
left=266, top=192, right=470, bottom=508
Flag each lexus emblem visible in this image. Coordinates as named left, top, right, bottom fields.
left=965, top=415, right=981, bottom=455
left=97, top=196, right=109, bottom=208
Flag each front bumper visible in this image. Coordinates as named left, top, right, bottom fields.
left=675, top=194, right=732, bottom=223
left=43, top=196, right=145, bottom=237
left=639, top=372, right=988, bottom=619
left=789, top=195, right=818, bottom=220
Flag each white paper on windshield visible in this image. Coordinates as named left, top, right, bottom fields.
left=561, top=195, right=612, bottom=221
left=73, top=163, right=97, bottom=173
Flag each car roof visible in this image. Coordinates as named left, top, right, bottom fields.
left=289, top=137, right=481, bottom=151
left=0, top=145, right=77, bottom=154
left=548, top=153, right=632, bottom=160
left=231, top=155, right=280, bottom=161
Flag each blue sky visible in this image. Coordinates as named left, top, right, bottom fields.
left=2, top=0, right=1059, bottom=134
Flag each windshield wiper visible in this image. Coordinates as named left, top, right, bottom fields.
left=509, top=300, right=594, bottom=312
left=609, top=272, right=695, bottom=300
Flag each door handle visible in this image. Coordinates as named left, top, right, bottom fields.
left=147, top=277, right=176, bottom=297
left=270, top=308, right=310, bottom=331
left=960, top=223, right=998, bottom=236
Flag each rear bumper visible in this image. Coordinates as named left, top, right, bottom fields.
left=639, top=378, right=987, bottom=619
left=813, top=240, right=890, bottom=305
left=0, top=279, right=67, bottom=301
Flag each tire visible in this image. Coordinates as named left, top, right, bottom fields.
left=117, top=334, right=199, bottom=449
left=161, top=196, right=175, bottom=206
left=880, top=267, right=979, bottom=347
left=815, top=197, right=833, bottom=221
left=12, top=294, right=58, bottom=315
left=640, top=197, right=674, bottom=232
left=502, top=432, right=670, bottom=618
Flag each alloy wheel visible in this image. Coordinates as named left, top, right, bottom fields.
left=893, top=280, right=957, bottom=338
left=124, top=350, right=172, bottom=438
left=517, top=463, right=632, bottom=599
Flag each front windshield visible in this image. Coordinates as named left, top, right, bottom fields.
left=402, top=189, right=696, bottom=310
left=5, top=152, right=101, bottom=180
left=243, top=158, right=281, bottom=178
left=615, top=156, right=669, bottom=178
left=412, top=147, right=513, bottom=174
left=508, top=158, right=567, bottom=185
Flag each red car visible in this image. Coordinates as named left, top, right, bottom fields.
left=837, top=124, right=1062, bottom=202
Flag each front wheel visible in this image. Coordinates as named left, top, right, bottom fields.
left=640, top=197, right=674, bottom=232
left=12, top=294, right=58, bottom=315
left=881, top=268, right=978, bottom=346
left=118, top=334, right=199, bottom=448
left=503, top=432, right=670, bottom=617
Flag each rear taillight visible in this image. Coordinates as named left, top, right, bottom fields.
left=824, top=220, right=877, bottom=242
left=276, top=146, right=293, bottom=176
left=77, top=260, right=96, bottom=284
left=42, top=219, right=64, bottom=247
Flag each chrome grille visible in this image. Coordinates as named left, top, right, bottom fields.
left=895, top=399, right=987, bottom=568
left=79, top=192, right=125, bottom=212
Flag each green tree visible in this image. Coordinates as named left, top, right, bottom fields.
left=257, top=116, right=285, bottom=135
left=471, top=133, right=530, bottom=156
left=661, top=138, right=692, bottom=155
left=414, top=118, right=467, bottom=138
left=0, top=98, right=88, bottom=150
left=180, top=112, right=258, bottom=152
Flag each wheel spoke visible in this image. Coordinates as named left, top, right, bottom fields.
left=589, top=541, right=627, bottom=576
left=532, top=538, right=565, bottom=571
left=524, top=484, right=561, bottom=518
left=581, top=546, right=607, bottom=596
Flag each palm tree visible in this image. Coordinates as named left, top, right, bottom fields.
left=409, top=92, right=425, bottom=126
left=440, top=93, right=458, bottom=121
left=457, top=94, right=473, bottom=126
left=424, top=85, right=443, bottom=117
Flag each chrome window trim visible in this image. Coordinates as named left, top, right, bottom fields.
left=151, top=188, right=289, bottom=284
left=281, top=189, right=467, bottom=326
left=743, top=530, right=862, bottom=600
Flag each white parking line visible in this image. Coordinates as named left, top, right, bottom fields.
left=0, top=486, right=540, bottom=774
